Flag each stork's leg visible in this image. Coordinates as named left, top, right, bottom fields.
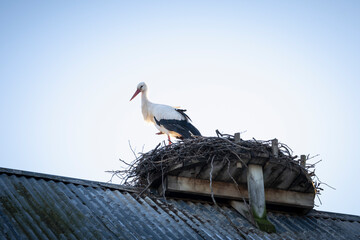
left=156, top=132, right=164, bottom=135
left=167, top=135, right=173, bottom=145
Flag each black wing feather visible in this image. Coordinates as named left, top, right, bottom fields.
left=184, top=121, right=201, bottom=136
left=154, top=117, right=201, bottom=139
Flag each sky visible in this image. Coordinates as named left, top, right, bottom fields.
left=1, top=1, right=359, bottom=216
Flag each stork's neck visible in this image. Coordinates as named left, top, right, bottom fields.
left=141, top=89, right=150, bottom=106
left=141, top=90, right=153, bottom=122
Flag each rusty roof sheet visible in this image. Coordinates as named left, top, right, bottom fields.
left=0, top=167, right=359, bottom=240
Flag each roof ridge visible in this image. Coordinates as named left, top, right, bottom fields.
left=308, top=210, right=360, bottom=222
left=0, top=167, right=139, bottom=193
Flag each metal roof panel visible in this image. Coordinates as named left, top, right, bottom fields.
left=0, top=167, right=359, bottom=240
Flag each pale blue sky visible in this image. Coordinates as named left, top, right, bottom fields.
left=1, top=1, right=359, bottom=215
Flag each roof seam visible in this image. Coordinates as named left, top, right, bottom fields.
left=0, top=167, right=139, bottom=193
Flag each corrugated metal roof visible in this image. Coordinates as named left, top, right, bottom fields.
left=0, top=167, right=359, bottom=240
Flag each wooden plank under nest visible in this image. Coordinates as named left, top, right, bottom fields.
left=161, top=175, right=315, bottom=209
left=194, top=160, right=226, bottom=179
left=213, top=160, right=241, bottom=182
left=270, top=164, right=301, bottom=190
left=263, top=161, right=288, bottom=188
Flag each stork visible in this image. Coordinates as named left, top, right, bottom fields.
left=130, top=82, right=201, bottom=144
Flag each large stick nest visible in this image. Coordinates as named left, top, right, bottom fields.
left=117, top=132, right=315, bottom=183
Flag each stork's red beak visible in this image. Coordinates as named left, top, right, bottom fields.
left=130, top=89, right=141, bottom=101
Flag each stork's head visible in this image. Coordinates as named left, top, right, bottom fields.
left=130, top=82, right=147, bottom=101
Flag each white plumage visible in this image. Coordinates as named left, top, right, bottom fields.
left=130, top=82, right=201, bottom=144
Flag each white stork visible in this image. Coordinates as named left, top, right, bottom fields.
left=130, top=82, right=201, bottom=144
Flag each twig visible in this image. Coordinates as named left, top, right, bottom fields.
left=307, top=154, right=320, bottom=161
left=209, top=155, right=217, bottom=205
left=314, top=175, right=336, bottom=190
left=128, top=140, right=138, bottom=160
left=160, top=157, right=168, bottom=205
left=225, top=157, right=255, bottom=225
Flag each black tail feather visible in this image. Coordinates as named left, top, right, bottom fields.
left=175, top=109, right=192, bottom=121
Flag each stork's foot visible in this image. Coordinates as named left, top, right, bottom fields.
left=156, top=132, right=164, bottom=135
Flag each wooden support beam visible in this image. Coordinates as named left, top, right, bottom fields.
left=271, top=139, right=278, bottom=158
left=234, top=132, right=243, bottom=168
left=247, top=165, right=276, bottom=232
left=234, top=132, right=241, bottom=143
left=230, top=201, right=255, bottom=226
left=161, top=175, right=314, bottom=209
left=300, top=155, right=306, bottom=168
left=247, top=165, right=266, bottom=218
